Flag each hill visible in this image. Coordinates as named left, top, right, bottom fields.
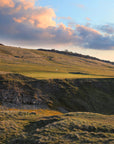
left=0, top=45, right=114, bottom=79
left=0, top=45, right=114, bottom=143
left=38, top=48, right=114, bottom=65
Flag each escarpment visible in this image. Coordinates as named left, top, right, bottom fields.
left=0, top=73, right=114, bottom=114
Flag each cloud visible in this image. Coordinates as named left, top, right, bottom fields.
left=29, top=8, right=56, bottom=28
left=0, top=0, right=14, bottom=8
left=58, top=17, right=72, bottom=20
left=13, top=17, right=27, bottom=23
left=1, top=0, right=56, bottom=29
left=19, top=0, right=35, bottom=10
left=98, top=24, right=114, bottom=34
left=13, top=7, right=56, bottom=28
left=0, top=0, right=114, bottom=50
left=76, top=24, right=101, bottom=36
left=86, top=17, right=91, bottom=21
left=77, top=4, right=85, bottom=9
left=76, top=25, right=114, bottom=49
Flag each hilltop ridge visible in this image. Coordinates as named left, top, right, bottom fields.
left=38, top=48, right=114, bottom=65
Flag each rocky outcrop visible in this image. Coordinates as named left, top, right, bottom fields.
left=0, top=73, right=114, bottom=114
left=0, top=74, right=44, bottom=105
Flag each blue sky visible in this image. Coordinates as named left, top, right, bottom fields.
left=0, top=0, right=114, bottom=61
left=37, top=0, right=114, bottom=26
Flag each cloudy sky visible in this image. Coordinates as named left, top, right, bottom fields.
left=0, top=0, right=114, bottom=61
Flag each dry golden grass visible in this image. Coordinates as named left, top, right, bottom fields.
left=0, top=110, right=114, bottom=144
left=6, top=108, right=62, bottom=117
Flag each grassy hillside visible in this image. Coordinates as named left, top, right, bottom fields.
left=0, top=45, right=114, bottom=144
left=0, top=45, right=114, bottom=79
left=0, top=73, right=114, bottom=114
left=0, top=110, right=114, bottom=144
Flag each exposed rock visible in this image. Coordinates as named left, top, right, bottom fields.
left=0, top=73, right=114, bottom=114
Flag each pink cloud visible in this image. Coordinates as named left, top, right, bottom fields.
left=13, top=17, right=27, bottom=23
left=58, top=23, right=73, bottom=36
left=58, top=16, right=72, bottom=20
left=30, top=8, right=56, bottom=28
left=19, top=0, right=35, bottom=10
left=86, top=17, right=91, bottom=21
left=77, top=4, right=85, bottom=8
left=76, top=24, right=101, bottom=35
left=13, top=7, right=56, bottom=28
left=0, top=0, right=14, bottom=8
left=0, top=0, right=56, bottom=28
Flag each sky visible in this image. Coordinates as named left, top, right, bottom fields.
left=0, top=0, right=114, bottom=61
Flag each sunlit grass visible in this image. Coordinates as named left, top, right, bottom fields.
left=0, top=108, right=62, bottom=117
left=0, top=110, right=114, bottom=144
left=21, top=72, right=108, bottom=79
left=0, top=108, right=62, bottom=144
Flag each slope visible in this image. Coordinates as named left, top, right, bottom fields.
left=0, top=45, right=114, bottom=79
left=0, top=73, right=114, bottom=114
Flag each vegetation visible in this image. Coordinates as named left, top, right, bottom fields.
left=39, top=48, right=114, bottom=65
left=0, top=45, right=114, bottom=143
left=0, top=109, right=62, bottom=144
left=0, top=111, right=114, bottom=144
left=0, top=45, right=114, bottom=79
left=0, top=73, right=114, bottom=114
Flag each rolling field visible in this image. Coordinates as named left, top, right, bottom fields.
left=0, top=45, right=114, bottom=79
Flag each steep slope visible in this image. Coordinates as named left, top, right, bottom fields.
left=0, top=73, right=114, bottom=114
left=0, top=45, right=114, bottom=79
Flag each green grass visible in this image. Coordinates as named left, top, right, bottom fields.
left=0, top=45, right=114, bottom=79
left=0, top=110, right=114, bottom=144
left=21, top=72, right=108, bottom=79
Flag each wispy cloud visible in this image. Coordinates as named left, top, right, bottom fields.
left=77, top=4, right=85, bottom=9
left=58, top=16, right=72, bottom=20
left=86, top=17, right=91, bottom=21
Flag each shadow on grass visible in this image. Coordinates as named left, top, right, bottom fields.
left=8, top=115, right=61, bottom=144
left=24, top=115, right=61, bottom=134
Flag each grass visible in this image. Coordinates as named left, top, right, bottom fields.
left=0, top=45, right=114, bottom=79
left=21, top=72, right=108, bottom=79
left=37, top=112, right=114, bottom=144
left=0, top=45, right=114, bottom=143
left=0, top=110, right=114, bottom=144
left=0, top=108, right=62, bottom=144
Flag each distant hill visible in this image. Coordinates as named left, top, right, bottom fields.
left=0, top=45, right=114, bottom=79
left=0, top=43, right=4, bottom=46
left=38, top=48, right=114, bottom=65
